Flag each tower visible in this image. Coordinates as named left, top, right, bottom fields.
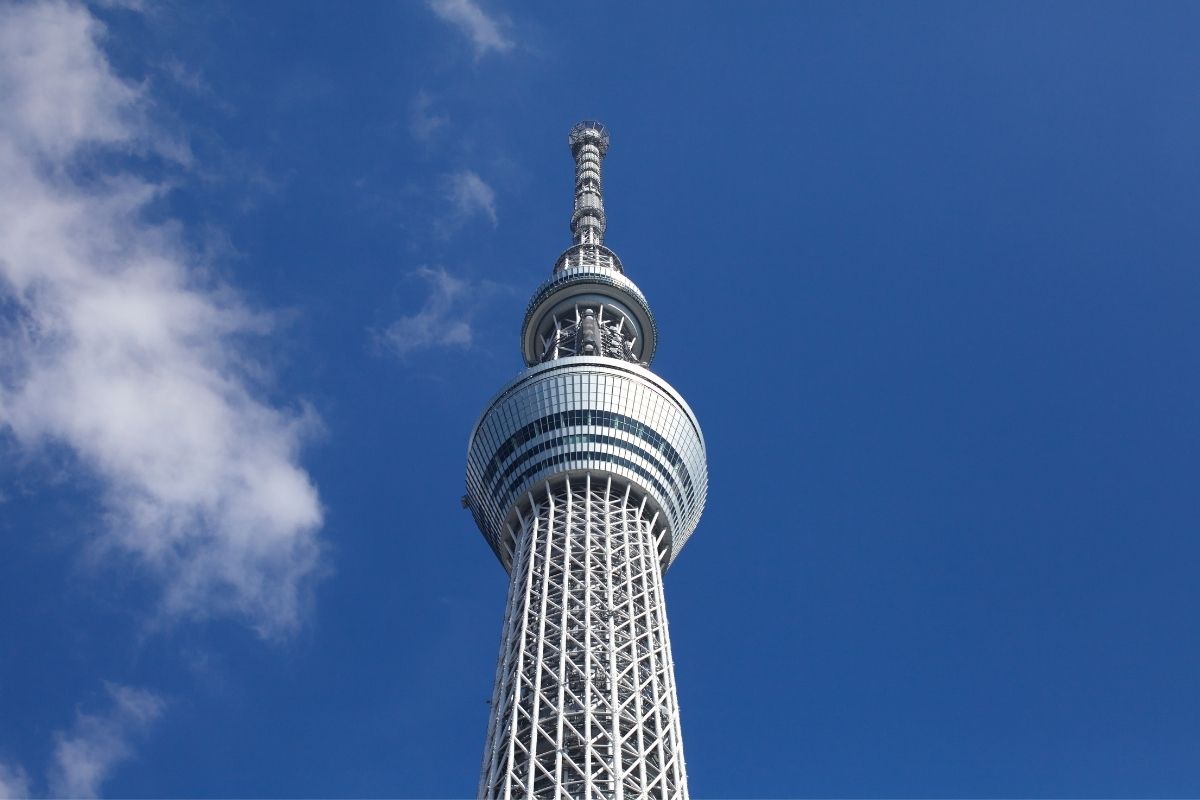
left=465, top=122, right=707, bottom=799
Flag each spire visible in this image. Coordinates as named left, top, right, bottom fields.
left=525, top=122, right=657, bottom=366
left=568, top=120, right=610, bottom=245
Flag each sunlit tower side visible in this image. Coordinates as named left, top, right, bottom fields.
left=465, top=122, right=707, bottom=799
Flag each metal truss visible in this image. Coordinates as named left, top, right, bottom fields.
left=553, top=243, right=624, bottom=274
left=478, top=474, right=688, bottom=799
left=536, top=303, right=639, bottom=363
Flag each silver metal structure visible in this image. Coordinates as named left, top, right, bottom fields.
left=466, top=122, right=707, bottom=799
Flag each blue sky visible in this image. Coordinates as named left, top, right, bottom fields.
left=1, top=0, right=1198, bottom=796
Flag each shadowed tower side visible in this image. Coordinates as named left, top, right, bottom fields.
left=465, top=122, right=708, bottom=799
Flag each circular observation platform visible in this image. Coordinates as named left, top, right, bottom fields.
left=521, top=266, right=657, bottom=367
left=466, top=357, right=706, bottom=573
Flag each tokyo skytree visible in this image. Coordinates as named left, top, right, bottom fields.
left=464, top=121, right=708, bottom=799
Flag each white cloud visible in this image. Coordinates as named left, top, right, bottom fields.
left=0, top=1, right=324, bottom=636
left=382, top=267, right=474, bottom=358
left=426, top=0, right=513, bottom=57
left=0, top=0, right=136, bottom=159
left=410, top=90, right=449, bottom=143
left=0, top=761, right=31, bottom=800
left=442, top=169, right=498, bottom=229
left=47, top=684, right=165, bottom=799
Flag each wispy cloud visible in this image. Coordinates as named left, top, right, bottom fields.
left=0, top=683, right=164, bottom=799
left=91, top=0, right=150, bottom=11
left=381, top=267, right=474, bottom=358
left=425, top=0, right=513, bottom=58
left=410, top=90, right=449, bottom=143
left=159, top=57, right=235, bottom=117
left=0, top=1, right=324, bottom=636
left=0, top=762, right=30, bottom=800
left=47, top=684, right=165, bottom=799
left=441, top=169, right=498, bottom=230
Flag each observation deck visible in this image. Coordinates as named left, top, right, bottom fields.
left=466, top=356, right=707, bottom=573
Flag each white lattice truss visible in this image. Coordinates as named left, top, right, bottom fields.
left=479, top=474, right=688, bottom=800
left=538, top=304, right=638, bottom=363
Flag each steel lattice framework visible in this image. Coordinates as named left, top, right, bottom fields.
left=465, top=122, right=707, bottom=799
left=479, top=476, right=687, bottom=798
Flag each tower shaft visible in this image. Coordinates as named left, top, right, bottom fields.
left=479, top=476, right=687, bottom=799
